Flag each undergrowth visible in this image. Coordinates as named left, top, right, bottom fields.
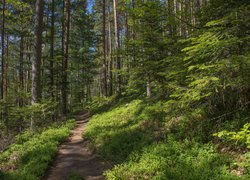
left=84, top=100, right=250, bottom=179
left=0, top=119, right=76, bottom=180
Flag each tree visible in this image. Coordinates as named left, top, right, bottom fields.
left=61, top=0, right=70, bottom=116
left=102, top=0, right=108, bottom=96
left=70, top=0, right=96, bottom=105
left=32, top=0, right=44, bottom=104
left=50, top=0, right=55, bottom=99
left=1, top=0, right=5, bottom=99
left=113, top=0, right=121, bottom=95
left=108, top=0, right=113, bottom=96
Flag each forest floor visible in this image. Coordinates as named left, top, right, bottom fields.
left=45, top=113, right=111, bottom=180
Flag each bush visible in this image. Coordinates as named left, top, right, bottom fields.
left=213, top=123, right=250, bottom=149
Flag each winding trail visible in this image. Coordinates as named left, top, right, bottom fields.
left=45, top=113, right=111, bottom=180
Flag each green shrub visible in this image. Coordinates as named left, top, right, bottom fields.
left=84, top=96, right=117, bottom=114
left=15, top=131, right=35, bottom=145
left=213, top=123, right=250, bottom=149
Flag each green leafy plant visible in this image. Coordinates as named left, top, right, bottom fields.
left=213, top=123, right=250, bottom=149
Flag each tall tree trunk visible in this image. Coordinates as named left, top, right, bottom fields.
left=178, top=1, right=182, bottom=36
left=3, top=34, right=8, bottom=132
left=50, top=0, right=55, bottom=99
left=4, top=33, right=8, bottom=97
left=113, top=0, right=121, bottom=95
left=31, top=0, right=44, bottom=129
left=108, top=1, right=113, bottom=96
left=131, top=0, right=136, bottom=64
left=32, top=0, right=44, bottom=104
left=1, top=0, right=5, bottom=99
left=25, top=40, right=30, bottom=94
left=27, top=41, right=32, bottom=94
left=102, top=0, right=108, bottom=96
left=60, top=0, right=65, bottom=107
left=61, top=0, right=70, bottom=116
left=18, top=33, right=24, bottom=131
left=19, top=33, right=24, bottom=107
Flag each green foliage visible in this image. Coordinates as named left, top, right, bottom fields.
left=85, top=99, right=250, bottom=179
left=136, top=101, right=166, bottom=121
left=189, top=4, right=248, bottom=103
left=85, top=2, right=250, bottom=178
left=84, top=100, right=145, bottom=162
left=1, top=0, right=249, bottom=179
left=241, top=152, right=250, bottom=174
left=84, top=96, right=117, bottom=114
left=69, top=0, right=97, bottom=106
left=214, top=123, right=250, bottom=149
left=0, top=119, right=76, bottom=179
left=105, top=140, right=241, bottom=180
left=0, top=99, right=58, bottom=139
left=14, top=131, right=35, bottom=145
left=125, top=0, right=172, bottom=96
left=214, top=123, right=250, bottom=175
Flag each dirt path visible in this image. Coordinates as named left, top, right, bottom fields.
left=45, top=113, right=111, bottom=180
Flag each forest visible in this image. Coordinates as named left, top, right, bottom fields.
left=0, top=0, right=250, bottom=179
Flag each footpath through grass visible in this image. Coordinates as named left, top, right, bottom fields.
left=84, top=99, right=250, bottom=180
left=0, top=119, right=76, bottom=180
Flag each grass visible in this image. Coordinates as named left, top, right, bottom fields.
left=0, top=119, right=76, bottom=180
left=84, top=100, right=250, bottom=179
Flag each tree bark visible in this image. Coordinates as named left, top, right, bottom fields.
left=50, top=0, right=55, bottom=99
left=19, top=32, right=24, bottom=107
left=146, top=75, right=151, bottom=98
left=102, top=0, right=108, bottom=96
left=113, top=0, right=121, bottom=95
left=32, top=0, right=44, bottom=104
left=1, top=0, right=5, bottom=99
left=61, top=0, right=70, bottom=116
left=4, top=33, right=8, bottom=97
left=108, top=1, right=113, bottom=96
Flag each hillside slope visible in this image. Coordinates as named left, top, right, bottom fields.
left=84, top=99, right=250, bottom=179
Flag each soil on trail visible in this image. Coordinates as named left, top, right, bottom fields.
left=45, top=113, right=111, bottom=180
